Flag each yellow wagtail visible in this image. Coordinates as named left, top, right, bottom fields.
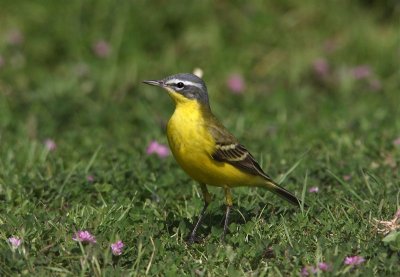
left=143, top=73, right=305, bottom=243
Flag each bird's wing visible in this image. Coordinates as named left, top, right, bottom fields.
left=205, top=113, right=304, bottom=208
left=206, top=115, right=272, bottom=180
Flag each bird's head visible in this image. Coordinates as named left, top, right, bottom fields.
left=143, top=73, right=210, bottom=107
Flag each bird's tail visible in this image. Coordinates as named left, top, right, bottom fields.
left=259, top=178, right=306, bottom=208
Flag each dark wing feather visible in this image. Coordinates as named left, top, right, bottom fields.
left=212, top=143, right=272, bottom=179
left=202, top=111, right=305, bottom=207
left=205, top=113, right=272, bottom=180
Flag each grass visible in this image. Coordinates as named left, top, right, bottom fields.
left=1, top=0, right=400, bottom=276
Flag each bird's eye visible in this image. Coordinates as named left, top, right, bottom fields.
left=176, top=82, right=184, bottom=89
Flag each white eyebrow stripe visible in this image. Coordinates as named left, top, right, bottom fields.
left=166, top=79, right=203, bottom=89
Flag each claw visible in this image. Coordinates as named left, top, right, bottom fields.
left=186, top=235, right=203, bottom=245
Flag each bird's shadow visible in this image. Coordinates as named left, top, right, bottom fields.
left=164, top=203, right=295, bottom=244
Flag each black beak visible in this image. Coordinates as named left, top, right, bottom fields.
left=142, top=80, right=164, bottom=87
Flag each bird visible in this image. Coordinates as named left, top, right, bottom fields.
left=143, top=73, right=305, bottom=243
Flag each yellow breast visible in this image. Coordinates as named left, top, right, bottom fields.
left=166, top=93, right=261, bottom=187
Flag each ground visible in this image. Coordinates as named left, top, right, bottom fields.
left=0, top=0, right=399, bottom=276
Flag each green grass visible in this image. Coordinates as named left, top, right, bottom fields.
left=1, top=0, right=400, bottom=276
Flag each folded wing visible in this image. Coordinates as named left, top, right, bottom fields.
left=205, top=114, right=272, bottom=181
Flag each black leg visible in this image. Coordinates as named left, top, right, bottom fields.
left=187, top=183, right=212, bottom=244
left=222, top=205, right=231, bottom=241
left=187, top=202, right=209, bottom=244
left=221, top=187, right=233, bottom=242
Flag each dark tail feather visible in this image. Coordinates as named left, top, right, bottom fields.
left=260, top=179, right=307, bottom=208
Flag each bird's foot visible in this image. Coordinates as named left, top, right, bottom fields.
left=186, top=234, right=203, bottom=244
left=220, top=234, right=226, bottom=244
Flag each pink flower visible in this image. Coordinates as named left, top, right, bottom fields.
left=343, top=175, right=352, bottom=181
left=344, top=255, right=365, bottom=266
left=87, top=175, right=95, bottom=183
left=318, top=262, right=331, bottom=271
left=72, top=230, right=96, bottom=244
left=350, top=65, right=372, bottom=80
left=226, top=73, right=245, bottom=94
left=308, top=186, right=319, bottom=193
left=384, top=153, right=396, bottom=168
left=300, top=266, right=318, bottom=276
left=7, top=29, right=24, bottom=46
left=8, top=236, right=22, bottom=249
left=146, top=140, right=170, bottom=158
left=312, top=58, right=330, bottom=78
left=368, top=78, right=381, bottom=91
left=44, top=139, right=57, bottom=151
left=300, top=267, right=310, bottom=276
left=393, top=137, right=400, bottom=147
left=323, top=39, right=338, bottom=53
left=110, top=240, right=124, bottom=256
left=93, top=40, right=111, bottom=58
left=301, top=262, right=331, bottom=276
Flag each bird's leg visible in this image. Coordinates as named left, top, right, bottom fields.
left=222, top=187, right=233, bottom=241
left=187, top=183, right=212, bottom=244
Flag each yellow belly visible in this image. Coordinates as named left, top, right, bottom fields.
left=166, top=101, right=261, bottom=187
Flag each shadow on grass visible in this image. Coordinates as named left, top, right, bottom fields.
left=163, top=204, right=296, bottom=243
